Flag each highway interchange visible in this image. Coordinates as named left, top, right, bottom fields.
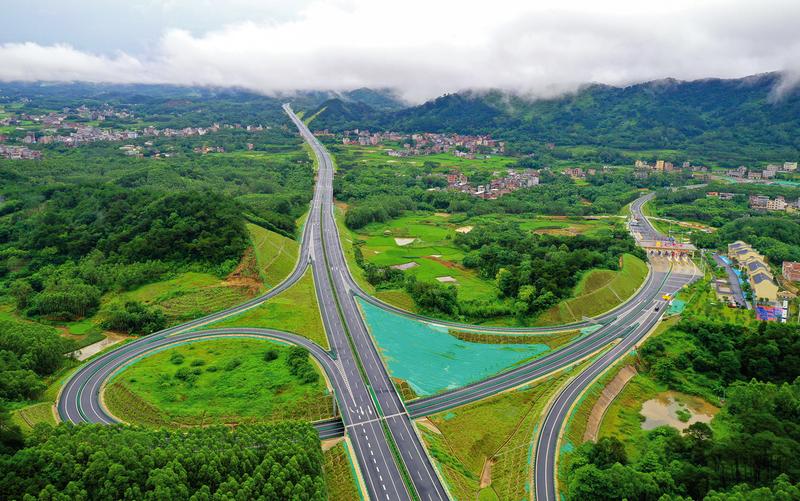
left=57, top=105, right=699, bottom=500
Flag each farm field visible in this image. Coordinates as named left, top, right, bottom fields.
left=206, top=267, right=329, bottom=349
left=105, top=338, right=334, bottom=428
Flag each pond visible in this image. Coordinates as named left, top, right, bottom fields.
left=641, top=391, right=718, bottom=431
left=357, top=298, right=549, bottom=395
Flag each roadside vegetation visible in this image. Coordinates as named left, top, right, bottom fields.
left=323, top=441, right=361, bottom=501
left=205, top=267, right=328, bottom=349
left=105, top=338, right=333, bottom=427
left=417, top=357, right=597, bottom=500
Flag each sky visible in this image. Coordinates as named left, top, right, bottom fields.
left=1, top=0, right=799, bottom=102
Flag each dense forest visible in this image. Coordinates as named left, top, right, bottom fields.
left=309, top=72, right=800, bottom=164
left=565, top=320, right=800, bottom=500
left=0, top=422, right=327, bottom=500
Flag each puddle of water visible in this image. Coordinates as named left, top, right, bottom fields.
left=358, top=298, right=549, bottom=396
left=641, top=391, right=717, bottom=431
left=69, top=333, right=127, bottom=361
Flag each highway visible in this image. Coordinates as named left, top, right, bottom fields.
left=289, top=106, right=449, bottom=501
left=533, top=194, right=700, bottom=501
left=58, top=105, right=699, bottom=501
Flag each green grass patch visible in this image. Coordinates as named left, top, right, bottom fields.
left=448, top=329, right=580, bottom=350
left=534, top=254, right=648, bottom=325
left=323, top=442, right=361, bottom=501
left=246, top=223, right=299, bottom=287
left=344, top=211, right=497, bottom=303
left=105, top=338, right=333, bottom=428
left=10, top=402, right=57, bottom=432
left=205, top=267, right=329, bottom=350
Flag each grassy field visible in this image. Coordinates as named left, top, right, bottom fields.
left=246, top=222, right=299, bottom=287
left=9, top=402, right=57, bottom=432
left=105, top=338, right=334, bottom=428
left=417, top=358, right=596, bottom=501
left=323, top=441, right=361, bottom=501
left=206, top=267, right=329, bottom=349
left=100, top=271, right=252, bottom=325
left=533, top=254, right=648, bottom=325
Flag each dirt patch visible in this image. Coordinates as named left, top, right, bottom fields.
left=394, top=237, right=416, bottom=246
left=583, top=365, right=637, bottom=442
left=391, top=262, right=419, bottom=271
left=434, top=212, right=450, bottom=218
left=479, top=458, right=494, bottom=488
left=423, top=255, right=462, bottom=270
left=436, top=276, right=457, bottom=283
left=416, top=417, right=442, bottom=435
left=225, top=247, right=262, bottom=294
left=455, top=226, right=473, bottom=234
left=69, top=332, right=129, bottom=361
left=321, top=437, right=344, bottom=452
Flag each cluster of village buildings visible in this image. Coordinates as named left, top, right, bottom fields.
left=0, top=105, right=269, bottom=160
left=726, top=162, right=798, bottom=180
left=0, top=104, right=133, bottom=129
left=0, top=144, right=41, bottom=160
left=440, top=169, right=539, bottom=199
left=705, top=191, right=800, bottom=212
left=339, top=129, right=506, bottom=159
left=727, top=241, right=798, bottom=322
left=634, top=159, right=799, bottom=181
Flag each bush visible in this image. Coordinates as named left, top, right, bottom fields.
left=286, top=346, right=319, bottom=384
left=101, top=301, right=166, bottom=335
left=263, top=349, right=279, bottom=362
left=225, top=358, right=242, bottom=371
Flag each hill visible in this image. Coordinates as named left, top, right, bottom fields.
left=305, top=73, right=800, bottom=164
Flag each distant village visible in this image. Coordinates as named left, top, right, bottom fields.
left=439, top=169, right=540, bottom=199
left=634, top=159, right=799, bottom=181
left=339, top=129, right=506, bottom=158
left=0, top=104, right=269, bottom=159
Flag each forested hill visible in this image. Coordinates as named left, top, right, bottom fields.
left=306, top=72, right=800, bottom=163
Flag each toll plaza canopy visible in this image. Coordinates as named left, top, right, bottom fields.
left=640, top=239, right=697, bottom=256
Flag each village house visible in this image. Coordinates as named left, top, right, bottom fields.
left=728, top=241, right=779, bottom=303
left=783, top=262, right=800, bottom=283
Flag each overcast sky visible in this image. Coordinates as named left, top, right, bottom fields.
left=1, top=0, right=799, bottom=102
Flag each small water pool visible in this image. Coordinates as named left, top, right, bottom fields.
left=358, top=298, right=549, bottom=395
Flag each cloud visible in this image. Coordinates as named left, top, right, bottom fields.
left=1, top=0, right=799, bottom=102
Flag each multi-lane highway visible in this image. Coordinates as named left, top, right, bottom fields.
left=290, top=106, right=449, bottom=500
left=58, top=105, right=699, bottom=501
left=533, top=196, right=700, bottom=501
